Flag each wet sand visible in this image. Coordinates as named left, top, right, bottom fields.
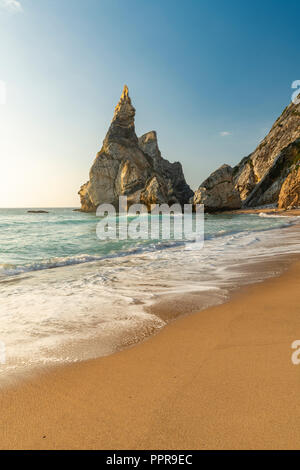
left=1, top=258, right=300, bottom=449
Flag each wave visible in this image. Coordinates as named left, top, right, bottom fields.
left=259, top=212, right=300, bottom=219
left=0, top=223, right=296, bottom=278
left=0, top=214, right=299, bottom=378
left=0, top=210, right=299, bottom=279
left=0, top=240, right=184, bottom=277
left=0, top=254, right=104, bottom=276
left=205, top=219, right=295, bottom=240
left=0, top=218, right=95, bottom=228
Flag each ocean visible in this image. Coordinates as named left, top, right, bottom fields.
left=0, top=208, right=300, bottom=381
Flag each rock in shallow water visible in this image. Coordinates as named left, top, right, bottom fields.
left=27, top=210, right=49, bottom=214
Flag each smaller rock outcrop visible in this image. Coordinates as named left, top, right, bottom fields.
left=193, top=164, right=241, bottom=212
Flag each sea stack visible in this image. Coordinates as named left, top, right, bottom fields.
left=79, top=86, right=193, bottom=211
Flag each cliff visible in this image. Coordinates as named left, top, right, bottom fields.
left=79, top=86, right=193, bottom=212
left=193, top=95, right=300, bottom=211
left=234, top=95, right=300, bottom=208
left=244, top=138, right=300, bottom=207
left=278, top=162, right=300, bottom=209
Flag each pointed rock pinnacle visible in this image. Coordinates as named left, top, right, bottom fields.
left=112, top=85, right=135, bottom=126
left=103, top=85, right=137, bottom=147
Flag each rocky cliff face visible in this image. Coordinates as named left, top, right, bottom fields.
left=234, top=96, right=300, bottom=204
left=193, top=164, right=241, bottom=211
left=244, top=138, right=300, bottom=207
left=193, top=95, right=300, bottom=211
left=278, top=164, right=300, bottom=209
left=79, top=86, right=193, bottom=212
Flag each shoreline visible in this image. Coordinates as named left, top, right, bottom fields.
left=1, top=222, right=299, bottom=386
left=1, top=254, right=300, bottom=449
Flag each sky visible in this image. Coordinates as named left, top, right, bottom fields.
left=0, top=0, right=299, bottom=207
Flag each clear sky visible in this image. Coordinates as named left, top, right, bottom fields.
left=0, top=0, right=299, bottom=207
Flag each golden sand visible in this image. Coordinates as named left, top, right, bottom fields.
left=1, top=260, right=300, bottom=449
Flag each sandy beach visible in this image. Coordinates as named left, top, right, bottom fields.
left=2, top=0, right=300, bottom=453
left=1, top=254, right=300, bottom=450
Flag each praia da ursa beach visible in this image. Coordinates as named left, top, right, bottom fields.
left=1, top=0, right=300, bottom=454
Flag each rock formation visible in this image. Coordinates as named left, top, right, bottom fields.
left=80, top=87, right=300, bottom=213
left=79, top=86, right=193, bottom=212
left=193, top=94, right=300, bottom=211
left=234, top=96, right=300, bottom=203
left=193, top=164, right=241, bottom=211
left=244, top=138, right=300, bottom=207
left=234, top=94, right=300, bottom=207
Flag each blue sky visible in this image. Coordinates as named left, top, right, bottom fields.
left=0, top=0, right=299, bottom=206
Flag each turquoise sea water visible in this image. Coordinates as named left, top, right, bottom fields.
left=0, top=208, right=300, bottom=380
left=0, top=208, right=297, bottom=276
